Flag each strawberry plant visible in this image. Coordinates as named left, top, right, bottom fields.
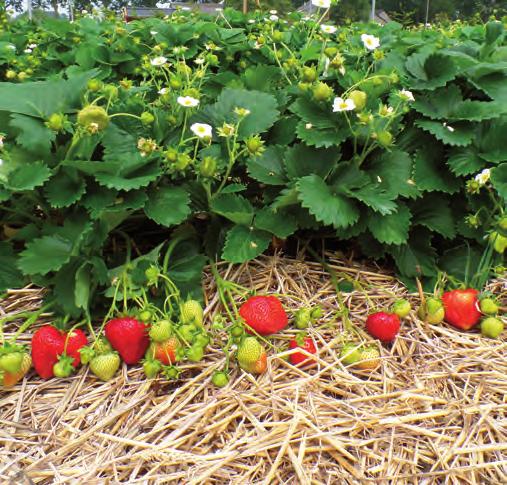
left=0, top=9, right=505, bottom=320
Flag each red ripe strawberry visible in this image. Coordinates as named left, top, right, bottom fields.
left=365, top=312, right=400, bottom=342
left=105, top=317, right=149, bottom=364
left=239, top=295, right=288, bottom=335
left=146, top=337, right=179, bottom=365
left=31, top=326, right=87, bottom=379
left=289, top=336, right=317, bottom=366
left=442, top=288, right=481, bottom=330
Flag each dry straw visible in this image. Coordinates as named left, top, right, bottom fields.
left=0, top=254, right=506, bottom=484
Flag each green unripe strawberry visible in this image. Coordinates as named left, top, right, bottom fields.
left=310, top=306, right=323, bottom=320
left=324, top=47, right=338, bottom=58
left=179, top=324, right=195, bottom=343
left=490, top=232, right=507, bottom=254
left=237, top=337, right=267, bottom=374
left=392, top=299, right=411, bottom=318
left=245, top=135, right=265, bottom=156
left=294, top=308, right=311, bottom=329
left=301, top=66, right=317, bottom=82
left=186, top=344, right=204, bottom=362
left=425, top=297, right=445, bottom=324
left=149, top=320, right=172, bottom=342
left=164, top=366, right=180, bottom=379
left=175, top=153, right=192, bottom=170
left=480, top=298, right=499, bottom=315
left=170, top=77, right=182, bottom=89
left=200, top=156, right=217, bottom=177
left=103, top=84, right=118, bottom=99
left=52, top=355, right=74, bottom=378
left=194, top=333, right=210, bottom=347
left=94, top=337, right=112, bottom=355
left=143, top=358, right=162, bottom=378
left=46, top=113, right=66, bottom=132
left=348, top=90, right=367, bottom=111
left=272, top=30, right=283, bottom=42
left=0, top=352, right=24, bottom=373
left=140, top=111, right=155, bottom=125
left=5, top=70, right=16, bottom=80
left=87, top=79, right=103, bottom=91
left=90, top=352, right=120, bottom=381
left=145, top=265, right=159, bottom=283
left=480, top=317, right=504, bottom=338
left=230, top=325, right=244, bottom=337
left=139, top=310, right=152, bottom=322
left=498, top=217, right=507, bottom=231
left=77, top=105, right=109, bottom=131
left=79, top=346, right=95, bottom=365
left=180, top=300, right=204, bottom=326
left=312, top=82, right=334, bottom=102
left=376, top=130, right=393, bottom=147
left=357, top=346, right=380, bottom=370
left=212, top=371, right=229, bottom=387
left=340, top=343, right=361, bottom=365
left=298, top=82, right=311, bottom=92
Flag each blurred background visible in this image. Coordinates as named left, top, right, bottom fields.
left=3, top=0, right=507, bottom=25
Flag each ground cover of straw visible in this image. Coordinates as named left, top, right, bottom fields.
left=0, top=255, right=506, bottom=484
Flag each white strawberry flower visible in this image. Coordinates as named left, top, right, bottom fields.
left=269, top=14, right=279, bottom=21
left=28, top=43, right=37, bottom=49
left=333, top=97, right=356, bottom=112
left=248, top=19, right=256, bottom=24
left=150, top=31, right=158, bottom=36
left=475, top=168, right=491, bottom=186
left=177, top=96, right=199, bottom=108
left=269, top=9, right=277, bottom=14
left=150, top=56, right=168, bottom=66
left=312, top=0, right=331, bottom=8
left=191, top=123, right=212, bottom=139
left=321, top=25, right=337, bottom=34
left=158, top=88, right=169, bottom=95
left=194, top=58, right=205, bottom=65
left=24, top=48, right=32, bottom=54
left=399, top=89, right=415, bottom=102
left=361, top=33, right=380, bottom=50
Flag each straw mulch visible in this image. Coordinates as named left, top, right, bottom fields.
left=1, top=255, right=506, bottom=484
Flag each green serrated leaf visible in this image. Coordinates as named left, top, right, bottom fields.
left=222, top=225, right=271, bottom=263
left=44, top=168, right=87, bottom=208
left=211, top=193, right=254, bottom=225
left=406, top=52, right=458, bottom=90
left=18, top=234, right=74, bottom=276
left=389, top=229, right=437, bottom=277
left=297, top=174, right=359, bottom=229
left=7, top=161, right=51, bottom=191
left=254, top=208, right=297, bottom=239
left=220, top=184, right=247, bottom=194
left=285, top=144, right=338, bottom=180
left=446, top=148, right=484, bottom=176
left=367, top=150, right=419, bottom=199
left=9, top=114, right=56, bottom=155
left=369, top=204, right=412, bottom=245
left=350, top=184, right=398, bottom=215
left=412, top=85, right=463, bottom=119
left=411, top=195, right=455, bottom=238
left=144, top=186, right=191, bottom=227
left=414, top=149, right=461, bottom=194
left=195, top=88, right=279, bottom=138
left=415, top=119, right=474, bottom=147
left=247, top=146, right=287, bottom=186
left=295, top=121, right=348, bottom=148
left=491, top=163, right=507, bottom=200
left=0, top=242, right=24, bottom=291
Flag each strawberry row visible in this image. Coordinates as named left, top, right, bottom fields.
left=1, top=284, right=504, bottom=389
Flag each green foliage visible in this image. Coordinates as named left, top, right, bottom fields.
left=0, top=10, right=505, bottom=317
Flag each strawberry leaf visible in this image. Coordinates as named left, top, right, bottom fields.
left=7, top=161, right=51, bottom=191
left=254, top=208, right=297, bottom=239
left=210, top=193, right=254, bottom=226
left=18, top=234, right=74, bottom=276
left=369, top=204, right=412, bottom=245
left=144, top=186, right=191, bottom=227
left=222, top=225, right=271, bottom=263
left=297, top=175, right=359, bottom=229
